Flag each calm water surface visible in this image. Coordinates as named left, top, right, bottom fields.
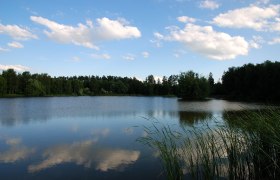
left=0, top=96, right=266, bottom=179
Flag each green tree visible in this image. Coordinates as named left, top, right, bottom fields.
left=168, top=75, right=179, bottom=95
left=26, top=79, right=46, bottom=96
left=72, top=79, right=83, bottom=95
left=160, top=76, right=169, bottom=95
left=110, top=80, right=128, bottom=94
left=0, top=76, right=7, bottom=96
left=208, top=72, right=214, bottom=94
left=222, top=60, right=280, bottom=102
left=145, top=75, right=156, bottom=95
left=178, top=71, right=209, bottom=99
left=18, top=71, right=31, bottom=94
left=2, top=69, right=18, bottom=94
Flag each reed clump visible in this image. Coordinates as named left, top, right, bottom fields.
left=139, top=109, right=280, bottom=180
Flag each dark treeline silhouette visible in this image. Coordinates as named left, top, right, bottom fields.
left=0, top=69, right=209, bottom=99
left=0, top=69, right=192, bottom=97
left=220, top=60, right=280, bottom=102
left=0, top=60, right=279, bottom=101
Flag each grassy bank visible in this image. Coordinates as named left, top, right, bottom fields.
left=139, top=109, right=280, bottom=180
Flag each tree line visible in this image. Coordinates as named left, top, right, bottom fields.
left=0, top=69, right=210, bottom=99
left=221, top=60, right=280, bottom=102
left=0, top=60, right=279, bottom=102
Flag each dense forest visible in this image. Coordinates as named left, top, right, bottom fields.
left=0, top=68, right=208, bottom=99
left=221, top=60, right=280, bottom=102
left=0, top=60, right=279, bottom=102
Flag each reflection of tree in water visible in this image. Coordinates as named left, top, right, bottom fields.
left=222, top=110, right=268, bottom=127
left=222, top=109, right=280, bottom=179
left=0, top=98, right=51, bottom=126
left=179, top=111, right=213, bottom=126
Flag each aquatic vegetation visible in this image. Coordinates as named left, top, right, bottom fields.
left=139, top=109, right=280, bottom=179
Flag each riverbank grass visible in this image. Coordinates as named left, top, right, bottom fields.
left=139, top=109, right=280, bottom=179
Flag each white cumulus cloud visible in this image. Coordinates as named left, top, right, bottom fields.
left=0, top=24, right=37, bottom=40
left=177, top=16, right=196, bottom=23
left=249, top=36, right=264, bottom=49
left=142, top=51, right=149, bottom=58
left=0, top=64, right=30, bottom=72
left=213, top=4, right=280, bottom=31
left=8, top=41, right=24, bottom=48
left=94, top=17, right=141, bottom=40
left=30, top=16, right=141, bottom=49
left=158, top=23, right=249, bottom=60
left=91, top=53, right=111, bottom=60
left=199, top=0, right=220, bottom=10
left=0, top=47, right=9, bottom=52
left=122, top=54, right=135, bottom=60
left=268, top=37, right=280, bottom=44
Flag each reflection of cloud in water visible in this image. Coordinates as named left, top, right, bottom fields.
left=0, top=137, right=35, bottom=163
left=123, top=127, right=134, bottom=135
left=28, top=140, right=140, bottom=173
left=179, top=99, right=264, bottom=112
left=5, top=137, right=22, bottom=146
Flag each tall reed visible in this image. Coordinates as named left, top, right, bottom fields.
left=139, top=109, right=280, bottom=180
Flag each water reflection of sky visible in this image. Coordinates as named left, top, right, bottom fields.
left=28, top=139, right=140, bottom=173
left=0, top=136, right=35, bottom=163
left=0, top=97, right=270, bottom=179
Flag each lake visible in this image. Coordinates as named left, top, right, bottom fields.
left=0, top=96, right=267, bottom=179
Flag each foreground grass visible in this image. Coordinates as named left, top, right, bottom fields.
left=139, top=109, right=280, bottom=180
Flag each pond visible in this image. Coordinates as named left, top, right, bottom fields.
left=0, top=96, right=267, bottom=179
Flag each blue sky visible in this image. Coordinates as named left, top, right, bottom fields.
left=0, top=0, right=279, bottom=81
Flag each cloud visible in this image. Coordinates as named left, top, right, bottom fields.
left=255, top=0, right=270, bottom=5
left=142, top=51, right=149, bottom=58
left=0, top=64, right=30, bottom=72
left=28, top=140, right=140, bottom=173
left=91, top=53, right=111, bottom=60
left=199, top=0, right=220, bottom=10
left=0, top=23, right=37, bottom=40
left=122, top=54, right=135, bottom=60
left=173, top=49, right=187, bottom=58
left=30, top=16, right=98, bottom=49
left=72, top=56, right=81, bottom=62
left=213, top=5, right=280, bottom=31
left=154, top=32, right=164, bottom=40
left=30, top=16, right=141, bottom=49
left=0, top=47, right=9, bottom=52
left=94, top=17, right=141, bottom=40
left=249, top=36, right=264, bottom=49
left=150, top=32, right=164, bottom=47
left=268, top=37, right=280, bottom=44
left=177, top=16, right=196, bottom=23
left=8, top=41, right=24, bottom=48
left=158, top=23, right=249, bottom=60
left=272, top=17, right=280, bottom=31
